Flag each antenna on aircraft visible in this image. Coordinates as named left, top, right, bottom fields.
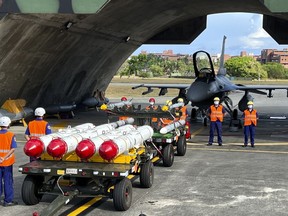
left=218, top=35, right=227, bottom=75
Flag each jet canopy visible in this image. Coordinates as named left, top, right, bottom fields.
left=193, top=51, right=215, bottom=79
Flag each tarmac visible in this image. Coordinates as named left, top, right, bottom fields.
left=2, top=90, right=288, bottom=216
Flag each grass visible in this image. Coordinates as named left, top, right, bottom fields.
left=105, top=76, right=288, bottom=99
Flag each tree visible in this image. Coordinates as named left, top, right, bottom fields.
left=225, top=56, right=267, bottom=79
left=262, top=62, right=288, bottom=79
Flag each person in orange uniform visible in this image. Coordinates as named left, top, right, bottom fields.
left=119, top=96, right=130, bottom=121
left=0, top=116, right=18, bottom=207
left=25, top=107, right=52, bottom=162
left=160, top=100, right=173, bottom=126
left=145, top=98, right=160, bottom=129
left=175, top=98, right=188, bottom=121
left=207, top=97, right=226, bottom=146
left=242, top=101, right=258, bottom=148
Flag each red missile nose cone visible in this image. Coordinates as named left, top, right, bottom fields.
left=99, top=140, right=118, bottom=161
left=47, top=138, right=67, bottom=158
left=24, top=139, right=44, bottom=157
left=76, top=139, right=96, bottom=160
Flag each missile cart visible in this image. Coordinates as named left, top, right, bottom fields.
left=19, top=123, right=156, bottom=215
left=105, top=106, right=190, bottom=167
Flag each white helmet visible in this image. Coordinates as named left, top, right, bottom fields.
left=0, top=116, right=11, bottom=127
left=34, top=107, right=46, bottom=116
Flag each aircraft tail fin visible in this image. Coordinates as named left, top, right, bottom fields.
left=218, top=35, right=227, bottom=75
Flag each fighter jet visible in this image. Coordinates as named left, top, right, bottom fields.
left=132, top=36, right=288, bottom=125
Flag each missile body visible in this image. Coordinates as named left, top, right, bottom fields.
left=169, top=102, right=184, bottom=110
left=99, top=125, right=154, bottom=161
left=48, top=124, right=136, bottom=158
left=24, top=123, right=95, bottom=158
left=160, top=119, right=186, bottom=134
left=75, top=124, right=137, bottom=160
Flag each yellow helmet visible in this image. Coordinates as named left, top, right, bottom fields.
left=165, top=100, right=172, bottom=106
left=214, top=97, right=220, bottom=101
left=177, top=98, right=184, bottom=103
left=247, top=101, right=254, bottom=105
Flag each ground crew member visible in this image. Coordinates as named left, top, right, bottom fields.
left=207, top=97, right=226, bottom=146
left=175, top=98, right=188, bottom=121
left=242, top=101, right=258, bottom=148
left=145, top=98, right=160, bottom=129
left=0, top=116, right=18, bottom=207
left=160, top=100, right=173, bottom=126
left=119, top=96, right=130, bottom=121
left=25, top=107, right=52, bottom=162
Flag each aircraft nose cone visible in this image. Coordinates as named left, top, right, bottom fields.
left=187, top=81, right=211, bottom=102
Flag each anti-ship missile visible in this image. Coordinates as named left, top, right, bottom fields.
left=160, top=119, right=186, bottom=134
left=99, top=125, right=154, bottom=161
left=75, top=124, right=137, bottom=160
left=24, top=123, right=95, bottom=158
left=47, top=118, right=135, bottom=158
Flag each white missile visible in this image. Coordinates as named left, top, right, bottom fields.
left=48, top=124, right=136, bottom=158
left=169, top=102, right=184, bottom=110
left=24, top=123, right=95, bottom=158
left=76, top=125, right=138, bottom=160
left=99, top=125, right=154, bottom=161
left=100, top=101, right=132, bottom=110
left=160, top=119, right=186, bottom=134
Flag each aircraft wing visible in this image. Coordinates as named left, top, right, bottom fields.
left=235, top=84, right=288, bottom=97
left=132, top=84, right=189, bottom=95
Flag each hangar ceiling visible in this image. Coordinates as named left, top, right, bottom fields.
left=0, top=0, right=288, bottom=107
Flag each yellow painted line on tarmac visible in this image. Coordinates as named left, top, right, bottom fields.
left=67, top=196, right=103, bottom=216
left=190, top=127, right=206, bottom=138
left=187, top=147, right=288, bottom=154
left=187, top=142, right=288, bottom=146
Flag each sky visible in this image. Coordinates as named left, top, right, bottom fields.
left=133, top=12, right=288, bottom=56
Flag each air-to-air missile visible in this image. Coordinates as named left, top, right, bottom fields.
left=24, top=118, right=134, bottom=158
left=47, top=122, right=135, bottom=158
left=100, top=101, right=132, bottom=110
left=159, top=119, right=186, bottom=134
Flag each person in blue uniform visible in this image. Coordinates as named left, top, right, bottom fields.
left=0, top=116, right=18, bottom=207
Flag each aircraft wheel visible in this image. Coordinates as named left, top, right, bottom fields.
left=177, top=135, right=187, bottom=156
left=140, top=160, right=154, bottom=188
left=203, top=117, right=208, bottom=127
left=162, top=144, right=174, bottom=167
left=190, top=108, right=197, bottom=121
left=22, top=175, right=43, bottom=205
left=232, top=109, right=238, bottom=120
left=113, top=178, right=132, bottom=211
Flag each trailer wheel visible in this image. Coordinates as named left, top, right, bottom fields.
left=140, top=160, right=154, bottom=188
left=162, top=144, right=174, bottom=167
left=177, top=135, right=187, bottom=156
left=113, top=178, right=132, bottom=211
left=22, top=175, right=43, bottom=205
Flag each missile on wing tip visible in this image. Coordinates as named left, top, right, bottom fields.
left=75, top=124, right=136, bottom=160
left=99, top=125, right=154, bottom=161
left=160, top=119, right=186, bottom=134
left=23, top=123, right=95, bottom=158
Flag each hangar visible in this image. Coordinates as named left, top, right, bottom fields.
left=0, top=0, right=287, bottom=107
